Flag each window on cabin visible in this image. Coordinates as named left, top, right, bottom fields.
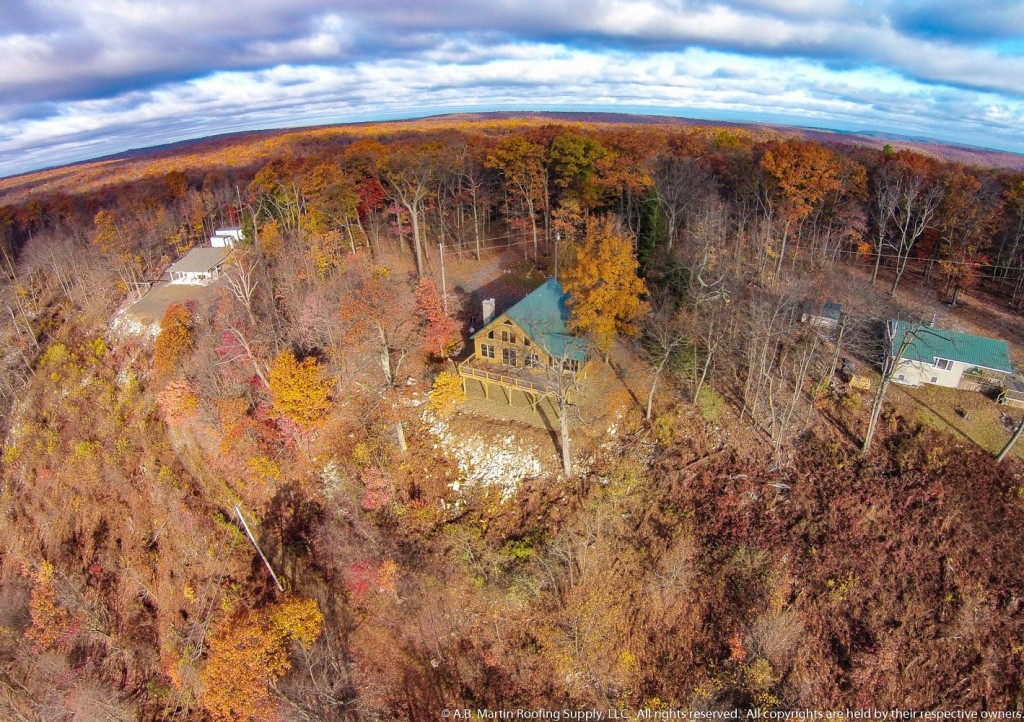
left=501, top=329, right=516, bottom=344
left=480, top=344, right=495, bottom=359
left=930, top=376, right=938, bottom=384
left=525, top=353, right=539, bottom=368
left=934, top=358, right=953, bottom=370
left=502, top=348, right=517, bottom=366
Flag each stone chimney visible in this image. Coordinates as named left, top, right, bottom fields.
left=482, top=298, right=496, bottom=325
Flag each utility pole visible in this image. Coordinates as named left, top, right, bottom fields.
left=997, top=417, right=1024, bottom=463
left=438, top=242, right=448, bottom=314
left=234, top=505, right=284, bottom=592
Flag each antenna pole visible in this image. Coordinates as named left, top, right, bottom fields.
left=234, top=505, right=284, bottom=592
left=439, top=242, right=448, bottom=314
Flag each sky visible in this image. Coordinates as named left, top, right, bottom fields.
left=2, top=0, right=1024, bottom=178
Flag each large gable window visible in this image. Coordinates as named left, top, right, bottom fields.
left=500, top=329, right=516, bottom=344
left=502, top=348, right=518, bottom=366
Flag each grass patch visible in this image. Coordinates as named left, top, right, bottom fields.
left=890, top=382, right=1024, bottom=458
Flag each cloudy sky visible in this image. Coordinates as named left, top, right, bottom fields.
left=2, top=0, right=1023, bottom=178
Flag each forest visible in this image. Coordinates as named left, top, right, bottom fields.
left=1, top=115, right=1024, bottom=719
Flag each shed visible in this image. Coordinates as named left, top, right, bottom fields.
left=801, top=301, right=842, bottom=329
left=210, top=227, right=244, bottom=248
left=999, top=374, right=1024, bottom=409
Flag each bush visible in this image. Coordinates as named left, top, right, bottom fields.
left=696, top=386, right=725, bottom=423
left=427, top=371, right=466, bottom=418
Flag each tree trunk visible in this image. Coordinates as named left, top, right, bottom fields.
left=646, top=357, right=669, bottom=422
left=395, top=421, right=408, bottom=454
left=559, top=401, right=572, bottom=478
left=406, top=200, right=424, bottom=278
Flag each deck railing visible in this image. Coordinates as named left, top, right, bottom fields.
left=458, top=354, right=553, bottom=394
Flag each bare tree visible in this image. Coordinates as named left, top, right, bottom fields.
left=863, top=320, right=948, bottom=453
left=222, top=250, right=261, bottom=327
left=887, top=168, right=944, bottom=297
left=642, top=296, right=688, bottom=422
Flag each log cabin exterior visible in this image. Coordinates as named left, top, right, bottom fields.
left=458, top=278, right=590, bottom=407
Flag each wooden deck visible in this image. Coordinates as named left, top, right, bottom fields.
left=457, top=353, right=577, bottom=408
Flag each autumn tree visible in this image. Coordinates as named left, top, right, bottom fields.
left=871, top=151, right=944, bottom=297
left=642, top=293, right=689, bottom=421
left=338, top=259, right=419, bottom=450
left=92, top=209, right=146, bottom=298
left=154, top=303, right=194, bottom=376
left=268, top=349, right=332, bottom=430
left=562, top=215, right=649, bottom=357
left=933, top=168, right=998, bottom=305
left=26, top=560, right=72, bottom=651
left=758, top=139, right=844, bottom=277
left=416, top=278, right=462, bottom=359
left=199, top=597, right=323, bottom=722
left=548, top=131, right=609, bottom=209
left=487, top=135, right=547, bottom=259
left=377, top=142, right=437, bottom=277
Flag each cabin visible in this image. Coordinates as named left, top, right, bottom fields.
left=801, top=301, right=842, bottom=330
left=167, top=247, right=231, bottom=286
left=887, top=320, right=1012, bottom=390
left=210, top=227, right=244, bottom=248
left=458, top=278, right=590, bottom=407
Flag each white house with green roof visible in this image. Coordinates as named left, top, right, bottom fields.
left=887, top=320, right=1012, bottom=389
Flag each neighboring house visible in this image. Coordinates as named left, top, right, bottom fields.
left=167, top=247, right=231, bottom=285
left=458, top=278, right=590, bottom=405
left=887, top=320, right=1012, bottom=389
left=801, top=301, right=842, bottom=330
left=210, top=227, right=244, bottom=248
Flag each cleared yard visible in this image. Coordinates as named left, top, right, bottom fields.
left=889, top=381, right=1024, bottom=459
left=123, top=279, right=224, bottom=327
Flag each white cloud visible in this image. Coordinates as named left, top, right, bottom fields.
left=1, top=1, right=1024, bottom=176
left=3, top=43, right=1023, bottom=177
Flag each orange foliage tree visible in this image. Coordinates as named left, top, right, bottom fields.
left=268, top=349, right=332, bottom=430
left=199, top=596, right=323, bottom=722
left=154, top=303, right=194, bottom=376
left=415, top=278, right=462, bottom=358
left=562, top=215, right=649, bottom=356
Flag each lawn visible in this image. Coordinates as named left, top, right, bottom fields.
left=889, top=381, right=1024, bottom=459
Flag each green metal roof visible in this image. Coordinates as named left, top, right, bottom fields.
left=888, top=320, right=1012, bottom=373
left=474, top=278, right=588, bottom=362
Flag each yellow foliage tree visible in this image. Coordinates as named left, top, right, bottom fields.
left=269, top=595, right=324, bottom=649
left=268, top=349, right=332, bottom=430
left=26, top=561, right=71, bottom=651
left=154, top=303, right=194, bottom=376
left=561, top=215, right=649, bottom=355
left=199, top=597, right=323, bottom=722
left=427, top=371, right=466, bottom=419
